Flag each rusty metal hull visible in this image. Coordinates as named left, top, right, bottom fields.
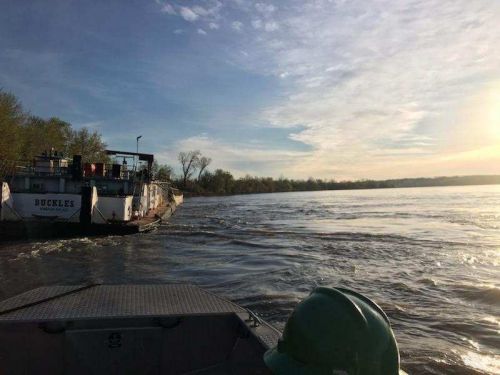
left=0, top=201, right=179, bottom=240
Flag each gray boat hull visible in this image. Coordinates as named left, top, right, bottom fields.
left=0, top=284, right=279, bottom=374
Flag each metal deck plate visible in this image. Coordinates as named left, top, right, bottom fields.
left=0, top=284, right=245, bottom=321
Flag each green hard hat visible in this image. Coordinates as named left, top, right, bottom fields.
left=264, top=287, right=401, bottom=375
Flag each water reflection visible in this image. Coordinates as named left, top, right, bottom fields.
left=0, top=185, right=499, bottom=374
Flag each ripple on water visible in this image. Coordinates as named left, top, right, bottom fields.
left=1, top=186, right=499, bottom=374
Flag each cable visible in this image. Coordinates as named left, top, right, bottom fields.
left=0, top=283, right=100, bottom=316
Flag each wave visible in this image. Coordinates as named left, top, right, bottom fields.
left=162, top=229, right=233, bottom=239
left=454, top=284, right=500, bottom=306
left=417, top=278, right=439, bottom=287
left=228, top=239, right=286, bottom=249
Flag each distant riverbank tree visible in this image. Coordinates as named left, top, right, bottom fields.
left=178, top=150, right=201, bottom=187
left=0, top=90, right=107, bottom=163
left=4, top=89, right=499, bottom=194
left=177, top=150, right=215, bottom=188
left=197, top=156, right=211, bottom=181
left=174, top=150, right=500, bottom=195
left=185, top=173, right=500, bottom=196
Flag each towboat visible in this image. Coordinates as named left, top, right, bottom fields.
left=0, top=150, right=182, bottom=239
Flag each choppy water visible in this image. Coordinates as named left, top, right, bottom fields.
left=1, top=185, right=499, bottom=374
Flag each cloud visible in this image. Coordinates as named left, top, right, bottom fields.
left=7, top=0, right=497, bottom=180
left=179, top=6, right=199, bottom=22
left=264, top=21, right=279, bottom=31
left=251, top=19, right=262, bottom=29
left=160, top=3, right=176, bottom=15
left=157, top=135, right=310, bottom=177
left=192, top=5, right=210, bottom=17
left=224, top=0, right=500, bottom=178
left=255, top=3, right=276, bottom=15
left=197, top=28, right=207, bottom=35
left=151, top=0, right=499, bottom=178
left=158, top=1, right=223, bottom=25
left=231, top=21, right=244, bottom=31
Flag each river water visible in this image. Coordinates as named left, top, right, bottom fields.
left=1, top=185, right=499, bottom=374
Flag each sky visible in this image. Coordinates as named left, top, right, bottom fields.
left=0, top=0, right=499, bottom=180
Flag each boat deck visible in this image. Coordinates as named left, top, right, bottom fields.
left=0, top=284, right=247, bottom=321
left=0, top=284, right=279, bottom=374
left=126, top=201, right=177, bottom=232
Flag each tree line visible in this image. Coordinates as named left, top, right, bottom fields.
left=174, top=149, right=500, bottom=195
left=3, top=90, right=498, bottom=192
left=0, top=90, right=107, bottom=163
left=0, top=90, right=175, bottom=183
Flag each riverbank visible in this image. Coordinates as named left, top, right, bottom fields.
left=182, top=174, right=500, bottom=197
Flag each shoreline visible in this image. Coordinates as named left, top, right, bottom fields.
left=182, top=179, right=500, bottom=198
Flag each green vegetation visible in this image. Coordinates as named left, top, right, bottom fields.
left=176, top=150, right=500, bottom=196
left=151, top=160, right=173, bottom=182
left=0, top=90, right=107, bottom=163
left=2, top=90, right=498, bottom=194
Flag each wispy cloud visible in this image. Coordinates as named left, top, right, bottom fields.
left=264, top=21, right=278, bottom=32
left=3, top=0, right=498, bottom=180
left=157, top=135, right=309, bottom=177
left=150, top=0, right=499, bottom=178
left=251, top=19, right=262, bottom=29
left=231, top=21, right=243, bottom=31
left=157, top=1, right=223, bottom=26
left=255, top=3, right=276, bottom=15
left=179, top=6, right=199, bottom=22
left=223, top=0, right=500, bottom=177
left=160, top=3, right=176, bottom=15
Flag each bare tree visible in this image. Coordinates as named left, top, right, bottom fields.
left=196, top=156, right=212, bottom=181
left=178, top=150, right=201, bottom=186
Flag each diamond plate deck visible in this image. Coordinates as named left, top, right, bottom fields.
left=0, top=284, right=246, bottom=322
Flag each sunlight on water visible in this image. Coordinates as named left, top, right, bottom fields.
left=1, top=185, right=499, bottom=375
left=461, top=351, right=500, bottom=374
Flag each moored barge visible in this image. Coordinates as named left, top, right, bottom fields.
left=0, top=150, right=182, bottom=239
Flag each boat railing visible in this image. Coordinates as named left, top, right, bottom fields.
left=91, top=162, right=152, bottom=181
left=2, top=159, right=150, bottom=181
